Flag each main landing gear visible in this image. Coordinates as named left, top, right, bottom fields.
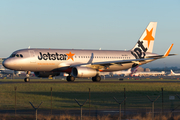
left=92, top=75, right=101, bottom=82
left=66, top=76, right=75, bottom=82
left=24, top=71, right=31, bottom=82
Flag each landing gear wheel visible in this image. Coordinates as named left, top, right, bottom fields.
left=24, top=71, right=31, bottom=82
left=92, top=76, right=101, bottom=82
left=24, top=77, right=30, bottom=82
left=66, top=76, right=75, bottom=82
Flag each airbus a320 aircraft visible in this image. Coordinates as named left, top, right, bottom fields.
left=3, top=22, right=175, bottom=82
left=168, top=70, right=180, bottom=76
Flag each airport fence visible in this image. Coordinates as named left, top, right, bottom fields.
left=1, top=84, right=180, bottom=119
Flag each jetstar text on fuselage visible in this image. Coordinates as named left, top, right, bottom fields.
left=38, top=52, right=67, bottom=60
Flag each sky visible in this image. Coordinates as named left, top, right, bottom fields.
left=0, top=0, right=180, bottom=68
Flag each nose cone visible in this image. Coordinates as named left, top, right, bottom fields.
left=3, top=59, right=14, bottom=69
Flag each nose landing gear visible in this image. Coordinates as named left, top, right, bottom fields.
left=24, top=77, right=30, bottom=82
left=24, top=71, right=31, bottom=82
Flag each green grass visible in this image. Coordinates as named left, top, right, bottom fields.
left=0, top=78, right=180, bottom=110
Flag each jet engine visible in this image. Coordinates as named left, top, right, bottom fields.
left=34, top=71, right=60, bottom=78
left=71, top=67, right=98, bottom=78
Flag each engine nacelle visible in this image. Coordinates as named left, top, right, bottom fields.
left=34, top=72, right=60, bottom=78
left=71, top=67, right=98, bottom=78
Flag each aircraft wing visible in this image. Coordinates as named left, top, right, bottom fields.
left=70, top=44, right=175, bottom=68
left=146, top=54, right=176, bottom=59
left=91, top=58, right=154, bottom=66
left=70, top=58, right=154, bottom=67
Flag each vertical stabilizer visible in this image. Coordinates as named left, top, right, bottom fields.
left=127, top=68, right=131, bottom=72
left=131, top=22, right=157, bottom=53
left=171, top=70, right=175, bottom=75
left=131, top=66, right=138, bottom=74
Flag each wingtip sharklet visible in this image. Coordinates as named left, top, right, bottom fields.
left=164, top=44, right=174, bottom=57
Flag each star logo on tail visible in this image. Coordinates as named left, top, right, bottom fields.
left=66, top=52, right=75, bottom=61
left=143, top=28, right=154, bottom=48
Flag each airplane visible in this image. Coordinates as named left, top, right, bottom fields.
left=2, top=22, right=176, bottom=82
left=0, top=65, right=21, bottom=77
left=131, top=71, right=165, bottom=77
left=110, top=68, right=132, bottom=77
left=167, top=70, right=180, bottom=76
left=99, top=68, right=131, bottom=78
left=0, top=58, right=6, bottom=64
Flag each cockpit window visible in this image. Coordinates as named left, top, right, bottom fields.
left=10, top=53, right=23, bottom=58
left=10, top=54, right=16, bottom=57
left=20, top=54, right=23, bottom=58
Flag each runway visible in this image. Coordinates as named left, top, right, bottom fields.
left=0, top=76, right=180, bottom=84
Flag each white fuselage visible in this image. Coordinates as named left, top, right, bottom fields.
left=3, top=48, right=157, bottom=74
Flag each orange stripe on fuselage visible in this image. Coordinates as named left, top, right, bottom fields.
left=37, top=63, right=55, bottom=65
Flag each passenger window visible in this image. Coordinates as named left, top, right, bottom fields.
left=20, top=54, right=23, bottom=58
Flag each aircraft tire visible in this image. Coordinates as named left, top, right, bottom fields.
left=92, top=76, right=101, bottom=82
left=24, top=77, right=30, bottom=82
left=67, top=76, right=75, bottom=82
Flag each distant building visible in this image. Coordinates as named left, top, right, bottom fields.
left=145, top=68, right=150, bottom=72
left=136, top=67, right=144, bottom=72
